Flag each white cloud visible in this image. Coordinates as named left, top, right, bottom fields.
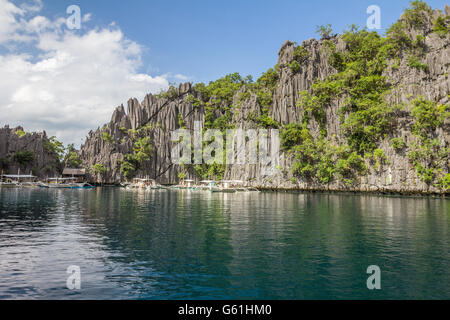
left=20, top=0, right=43, bottom=13
left=0, top=0, right=24, bottom=43
left=173, top=74, right=190, bottom=81
left=0, top=0, right=187, bottom=146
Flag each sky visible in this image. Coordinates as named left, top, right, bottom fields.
left=0, top=0, right=448, bottom=146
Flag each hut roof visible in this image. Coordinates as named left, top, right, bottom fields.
left=62, top=168, right=86, bottom=176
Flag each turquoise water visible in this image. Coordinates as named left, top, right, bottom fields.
left=0, top=187, right=448, bottom=300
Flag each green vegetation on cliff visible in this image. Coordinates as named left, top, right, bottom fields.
left=188, top=70, right=280, bottom=179
left=119, top=135, right=153, bottom=179
left=280, top=1, right=449, bottom=190
left=408, top=96, right=449, bottom=187
left=281, top=25, right=399, bottom=185
left=14, top=129, right=27, bottom=138
left=12, top=151, right=35, bottom=167
left=280, top=123, right=366, bottom=185
left=87, top=1, right=448, bottom=191
left=64, top=144, right=82, bottom=168
left=43, top=136, right=65, bottom=162
left=92, top=163, right=109, bottom=183
left=433, top=15, right=450, bottom=37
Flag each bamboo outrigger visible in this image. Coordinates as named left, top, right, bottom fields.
left=38, top=177, right=94, bottom=189
left=125, top=177, right=166, bottom=190
left=0, top=170, right=37, bottom=188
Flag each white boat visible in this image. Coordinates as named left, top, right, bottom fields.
left=0, top=181, right=20, bottom=188
left=147, top=179, right=169, bottom=190
left=72, top=182, right=95, bottom=189
left=125, top=178, right=147, bottom=189
left=21, top=181, right=39, bottom=188
left=210, top=180, right=259, bottom=193
left=177, top=179, right=195, bottom=190
left=1, top=172, right=37, bottom=188
left=196, top=180, right=215, bottom=191
left=168, top=179, right=259, bottom=193
left=210, top=180, right=240, bottom=193
left=39, top=177, right=75, bottom=188
left=211, top=187, right=237, bottom=193
left=126, top=178, right=165, bottom=190
left=38, top=178, right=95, bottom=189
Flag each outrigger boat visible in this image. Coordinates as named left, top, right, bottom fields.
left=211, top=180, right=237, bottom=193
left=0, top=179, right=19, bottom=188
left=126, top=178, right=142, bottom=190
left=172, top=179, right=196, bottom=190
left=146, top=179, right=167, bottom=190
left=198, top=180, right=216, bottom=191
left=0, top=171, right=38, bottom=188
left=71, top=182, right=95, bottom=189
left=169, top=179, right=260, bottom=193
left=38, top=177, right=95, bottom=189
left=125, top=178, right=166, bottom=190
left=210, top=180, right=260, bottom=193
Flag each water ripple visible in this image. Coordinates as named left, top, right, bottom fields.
left=0, top=188, right=448, bottom=299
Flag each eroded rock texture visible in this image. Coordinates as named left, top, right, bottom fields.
left=79, top=5, right=449, bottom=194
left=0, top=126, right=61, bottom=177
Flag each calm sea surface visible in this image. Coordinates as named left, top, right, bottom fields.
left=0, top=187, right=448, bottom=300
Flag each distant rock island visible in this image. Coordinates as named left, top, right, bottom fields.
left=0, top=125, right=61, bottom=177
left=2, top=2, right=449, bottom=194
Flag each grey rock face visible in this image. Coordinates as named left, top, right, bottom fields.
left=79, top=7, right=449, bottom=194
left=0, top=126, right=61, bottom=177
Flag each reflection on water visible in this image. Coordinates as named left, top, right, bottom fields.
left=0, top=188, right=448, bottom=299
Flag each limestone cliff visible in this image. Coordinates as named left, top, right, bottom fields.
left=79, top=3, right=449, bottom=194
left=0, top=126, right=61, bottom=177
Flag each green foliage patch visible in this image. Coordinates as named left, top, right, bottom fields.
left=43, top=136, right=65, bottom=161
left=281, top=124, right=366, bottom=184
left=433, top=15, right=450, bottom=37
left=408, top=97, right=449, bottom=187
left=0, top=157, right=10, bottom=170
left=390, top=137, right=405, bottom=150
left=316, top=24, right=333, bottom=39
left=92, top=163, right=108, bottom=174
left=119, top=136, right=153, bottom=179
left=281, top=2, right=448, bottom=188
left=14, top=129, right=27, bottom=138
left=407, top=55, right=428, bottom=71
left=101, top=130, right=114, bottom=144
left=12, top=151, right=35, bottom=166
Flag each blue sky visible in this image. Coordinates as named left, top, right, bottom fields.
left=0, top=0, right=448, bottom=145
left=36, top=0, right=448, bottom=83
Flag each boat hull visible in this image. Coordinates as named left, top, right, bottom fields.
left=211, top=188, right=237, bottom=193
left=38, top=183, right=95, bottom=189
